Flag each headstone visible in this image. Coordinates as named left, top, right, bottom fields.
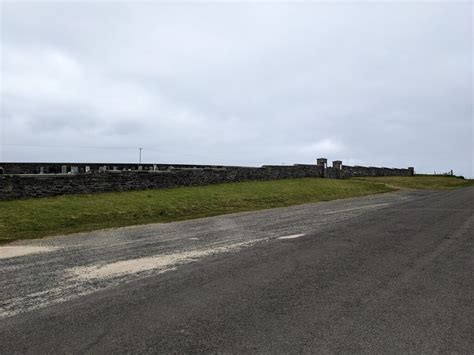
left=61, top=165, right=68, bottom=174
left=40, top=167, right=45, bottom=174
left=71, top=166, right=79, bottom=174
left=113, top=166, right=118, bottom=171
left=138, top=165, right=143, bottom=171
left=153, top=164, right=157, bottom=171
left=85, top=166, right=90, bottom=173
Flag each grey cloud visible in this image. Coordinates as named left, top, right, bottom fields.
left=0, top=2, right=472, bottom=177
left=105, top=120, right=148, bottom=136
left=27, top=111, right=98, bottom=133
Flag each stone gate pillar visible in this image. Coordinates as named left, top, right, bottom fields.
left=317, top=158, right=327, bottom=177
left=317, top=158, right=327, bottom=168
left=332, top=160, right=342, bottom=178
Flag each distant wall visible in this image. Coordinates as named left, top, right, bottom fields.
left=325, top=165, right=414, bottom=179
left=0, top=160, right=414, bottom=200
left=341, top=165, right=413, bottom=178
left=0, top=162, right=232, bottom=175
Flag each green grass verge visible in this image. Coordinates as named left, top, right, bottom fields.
left=0, top=178, right=393, bottom=244
left=2, top=175, right=472, bottom=244
left=353, top=175, right=474, bottom=190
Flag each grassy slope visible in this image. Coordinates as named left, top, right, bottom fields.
left=352, top=175, right=473, bottom=190
left=1, top=175, right=471, bottom=244
left=0, top=178, right=392, bottom=244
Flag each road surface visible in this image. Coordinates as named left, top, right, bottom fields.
left=1, top=187, right=473, bottom=353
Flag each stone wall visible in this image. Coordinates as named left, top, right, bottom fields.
left=0, top=162, right=233, bottom=175
left=341, top=165, right=413, bottom=178
left=0, top=164, right=324, bottom=200
left=0, top=160, right=414, bottom=200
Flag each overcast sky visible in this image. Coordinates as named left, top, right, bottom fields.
left=1, top=1, right=472, bottom=176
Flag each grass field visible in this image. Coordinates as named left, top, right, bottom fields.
left=0, top=178, right=393, bottom=244
left=0, top=175, right=471, bottom=244
left=353, top=175, right=473, bottom=190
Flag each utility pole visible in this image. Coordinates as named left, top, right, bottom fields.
left=139, top=148, right=143, bottom=164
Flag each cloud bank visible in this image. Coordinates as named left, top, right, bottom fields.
left=0, top=2, right=472, bottom=176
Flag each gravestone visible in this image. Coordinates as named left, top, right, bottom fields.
left=85, top=166, right=90, bottom=173
left=61, top=165, right=68, bottom=174
left=71, top=166, right=79, bottom=174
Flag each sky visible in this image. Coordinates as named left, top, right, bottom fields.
left=0, top=1, right=472, bottom=177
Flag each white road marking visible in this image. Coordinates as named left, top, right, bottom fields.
left=323, top=203, right=391, bottom=214
left=0, top=246, right=57, bottom=260
left=189, top=237, right=200, bottom=240
left=277, top=234, right=305, bottom=240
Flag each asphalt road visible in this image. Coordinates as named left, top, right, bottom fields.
left=1, top=187, right=473, bottom=353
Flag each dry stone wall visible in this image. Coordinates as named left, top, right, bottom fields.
left=0, top=160, right=414, bottom=200
left=0, top=162, right=232, bottom=175
left=0, top=164, right=324, bottom=200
